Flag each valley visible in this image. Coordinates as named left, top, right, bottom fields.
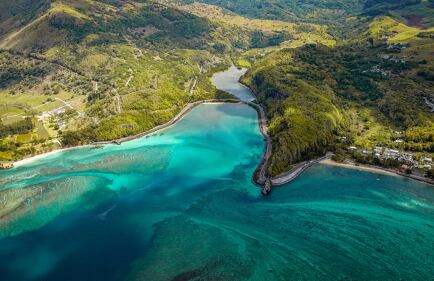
left=0, top=0, right=335, bottom=163
left=0, top=1, right=434, bottom=280
left=0, top=0, right=433, bottom=181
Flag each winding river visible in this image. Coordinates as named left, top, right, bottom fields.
left=0, top=68, right=433, bottom=281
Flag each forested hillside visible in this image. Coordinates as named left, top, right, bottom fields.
left=243, top=48, right=343, bottom=175
left=243, top=13, right=434, bottom=176
left=179, top=0, right=434, bottom=35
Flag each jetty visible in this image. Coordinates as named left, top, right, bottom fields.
left=251, top=103, right=272, bottom=187
left=270, top=154, right=333, bottom=186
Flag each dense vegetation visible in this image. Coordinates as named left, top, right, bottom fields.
left=244, top=17, right=434, bottom=176
left=179, top=0, right=429, bottom=36
left=180, top=0, right=364, bottom=24
left=243, top=48, right=343, bottom=175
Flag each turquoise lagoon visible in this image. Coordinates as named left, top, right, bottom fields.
left=0, top=103, right=433, bottom=280
left=0, top=66, right=434, bottom=280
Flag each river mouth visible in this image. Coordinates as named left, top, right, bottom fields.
left=0, top=67, right=433, bottom=281
left=211, top=65, right=256, bottom=101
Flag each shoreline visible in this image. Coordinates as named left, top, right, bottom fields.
left=10, top=99, right=271, bottom=177
left=262, top=155, right=434, bottom=191
left=270, top=154, right=333, bottom=186
left=13, top=145, right=91, bottom=168
left=248, top=102, right=272, bottom=186
left=319, top=159, right=397, bottom=176
left=9, top=64, right=432, bottom=192
left=320, top=159, right=434, bottom=186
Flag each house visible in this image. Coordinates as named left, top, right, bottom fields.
left=374, top=147, right=383, bottom=154
left=374, top=147, right=383, bottom=157
left=398, top=154, right=414, bottom=164
left=399, top=164, right=411, bottom=173
left=348, top=146, right=357, bottom=152
left=423, top=164, right=432, bottom=170
left=362, top=150, right=370, bottom=156
left=384, top=149, right=400, bottom=159
left=394, top=139, right=404, bottom=143
left=423, top=157, right=433, bottom=163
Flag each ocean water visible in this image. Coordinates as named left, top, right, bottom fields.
left=0, top=103, right=433, bottom=281
left=1, top=67, right=434, bottom=281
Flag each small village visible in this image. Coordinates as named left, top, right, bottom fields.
left=348, top=145, right=433, bottom=173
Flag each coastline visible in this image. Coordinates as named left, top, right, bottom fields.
left=249, top=102, right=272, bottom=186
left=270, top=154, right=333, bottom=186
left=262, top=155, right=434, bottom=190
left=9, top=65, right=432, bottom=192
left=319, top=159, right=397, bottom=176
left=320, top=159, right=434, bottom=186
left=9, top=99, right=271, bottom=177
left=13, top=145, right=92, bottom=168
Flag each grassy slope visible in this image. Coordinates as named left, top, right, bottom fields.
left=0, top=0, right=224, bottom=160
left=0, top=0, right=50, bottom=37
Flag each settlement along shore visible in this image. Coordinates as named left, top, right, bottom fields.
left=320, top=159, right=434, bottom=186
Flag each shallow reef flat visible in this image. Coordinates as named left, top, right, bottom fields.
left=0, top=104, right=433, bottom=281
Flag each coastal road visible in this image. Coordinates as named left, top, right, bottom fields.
left=271, top=153, right=333, bottom=186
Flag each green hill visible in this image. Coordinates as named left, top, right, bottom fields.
left=179, top=0, right=364, bottom=23
left=243, top=15, right=434, bottom=176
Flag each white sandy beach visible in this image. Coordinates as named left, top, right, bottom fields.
left=320, top=159, right=399, bottom=177
left=12, top=145, right=93, bottom=168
